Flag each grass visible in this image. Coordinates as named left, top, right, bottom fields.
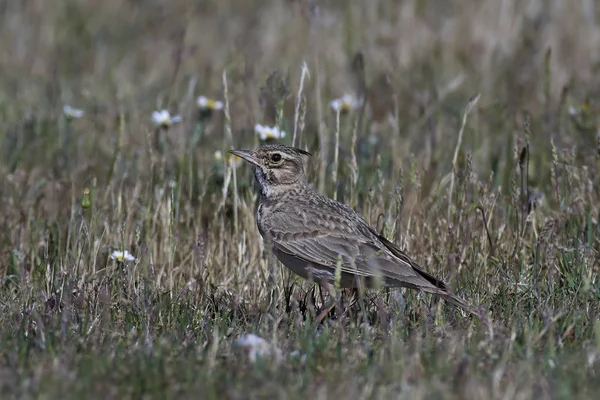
left=1, top=0, right=600, bottom=398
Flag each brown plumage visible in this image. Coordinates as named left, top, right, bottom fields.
left=229, top=144, right=482, bottom=318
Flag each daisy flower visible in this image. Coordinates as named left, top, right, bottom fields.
left=63, top=105, right=84, bottom=119
left=197, top=96, right=224, bottom=111
left=568, top=106, right=578, bottom=116
left=329, top=93, right=362, bottom=113
left=110, top=250, right=135, bottom=262
left=569, top=102, right=591, bottom=117
left=214, top=150, right=242, bottom=168
left=234, top=334, right=283, bottom=363
left=151, top=110, right=182, bottom=128
left=255, top=124, right=286, bottom=141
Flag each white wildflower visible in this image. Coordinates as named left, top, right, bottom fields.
left=151, top=110, right=182, bottom=127
left=234, top=334, right=282, bottom=363
left=197, top=96, right=224, bottom=111
left=255, top=124, right=286, bottom=141
left=63, top=105, right=84, bottom=119
left=329, top=93, right=362, bottom=112
left=568, top=106, right=578, bottom=116
left=214, top=150, right=241, bottom=168
left=110, top=250, right=135, bottom=262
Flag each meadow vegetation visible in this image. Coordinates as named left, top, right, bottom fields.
left=1, top=0, right=600, bottom=398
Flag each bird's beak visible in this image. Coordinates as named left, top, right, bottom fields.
left=228, top=149, right=261, bottom=167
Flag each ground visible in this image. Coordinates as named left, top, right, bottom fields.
left=0, top=1, right=599, bottom=399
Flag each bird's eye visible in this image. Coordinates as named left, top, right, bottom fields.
left=270, top=153, right=282, bottom=163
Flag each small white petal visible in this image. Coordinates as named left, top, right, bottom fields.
left=568, top=106, right=578, bottom=116
left=198, top=96, right=224, bottom=111
left=330, top=93, right=362, bottom=112
left=63, top=105, right=84, bottom=119
left=110, top=250, right=135, bottom=262
left=151, top=109, right=181, bottom=126
left=235, top=334, right=282, bottom=363
left=329, top=99, right=342, bottom=111
left=151, top=111, right=163, bottom=125
left=255, top=124, right=285, bottom=140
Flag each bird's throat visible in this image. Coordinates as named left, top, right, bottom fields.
left=251, top=165, right=272, bottom=197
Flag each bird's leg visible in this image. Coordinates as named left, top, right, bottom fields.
left=314, top=283, right=339, bottom=324
left=317, top=284, right=326, bottom=308
left=299, top=288, right=308, bottom=318
left=337, top=288, right=352, bottom=322
left=342, top=288, right=357, bottom=315
left=283, top=281, right=295, bottom=314
left=315, top=302, right=336, bottom=324
left=306, top=285, right=318, bottom=322
left=338, top=288, right=349, bottom=314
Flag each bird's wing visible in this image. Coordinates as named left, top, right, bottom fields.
left=264, top=209, right=442, bottom=290
left=371, top=229, right=447, bottom=290
left=269, top=229, right=368, bottom=275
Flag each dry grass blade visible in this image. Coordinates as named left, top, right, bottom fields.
left=448, top=93, right=480, bottom=220
left=292, top=61, right=310, bottom=147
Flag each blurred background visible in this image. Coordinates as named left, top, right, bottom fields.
left=2, top=0, right=599, bottom=169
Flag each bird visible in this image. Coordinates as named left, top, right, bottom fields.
left=229, top=143, right=482, bottom=318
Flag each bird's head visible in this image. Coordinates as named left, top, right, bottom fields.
left=228, top=144, right=311, bottom=197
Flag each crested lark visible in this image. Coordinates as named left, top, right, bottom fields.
left=229, top=144, right=481, bottom=317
